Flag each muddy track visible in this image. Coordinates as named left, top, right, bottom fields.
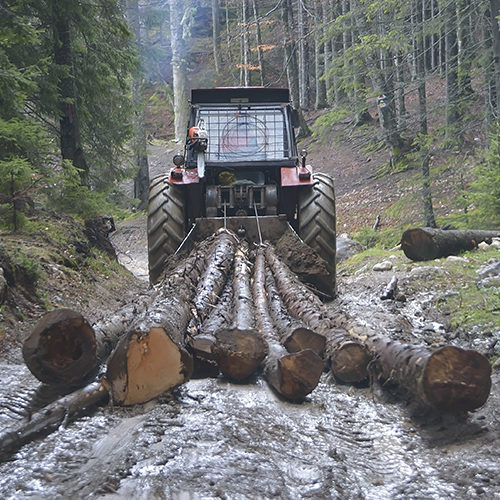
left=0, top=144, right=498, bottom=499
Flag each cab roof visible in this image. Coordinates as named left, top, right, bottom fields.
left=191, top=87, right=290, bottom=105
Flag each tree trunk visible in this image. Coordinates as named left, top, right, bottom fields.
left=127, top=0, right=149, bottom=208
left=212, top=0, right=222, bottom=76
left=348, top=324, right=492, bottom=412
left=313, top=0, right=327, bottom=109
left=186, top=230, right=238, bottom=377
left=456, top=0, right=474, bottom=97
left=415, top=0, right=428, bottom=135
left=213, top=243, right=268, bottom=381
left=170, top=0, right=189, bottom=142
left=251, top=0, right=265, bottom=85
left=52, top=1, right=89, bottom=186
left=445, top=0, right=460, bottom=140
left=401, top=227, right=500, bottom=261
left=297, top=0, right=311, bottom=108
left=265, top=245, right=370, bottom=383
left=421, top=153, right=436, bottom=227
left=265, top=264, right=326, bottom=357
left=254, top=247, right=323, bottom=400
left=241, top=0, right=250, bottom=86
left=486, top=0, right=500, bottom=117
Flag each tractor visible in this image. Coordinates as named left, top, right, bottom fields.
left=147, top=87, right=336, bottom=296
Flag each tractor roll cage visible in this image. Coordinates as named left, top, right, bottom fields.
left=186, top=99, right=298, bottom=169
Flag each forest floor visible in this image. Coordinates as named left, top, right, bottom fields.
left=0, top=116, right=499, bottom=498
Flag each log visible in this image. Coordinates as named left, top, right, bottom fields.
left=103, top=234, right=223, bottom=405
left=265, top=245, right=370, bottom=383
left=186, top=230, right=237, bottom=377
left=253, top=247, right=323, bottom=400
left=380, top=275, right=398, bottom=300
left=213, top=242, right=268, bottom=381
left=0, top=381, right=108, bottom=460
left=348, top=323, right=492, bottom=412
left=22, top=294, right=152, bottom=388
left=401, top=227, right=500, bottom=261
left=22, top=309, right=98, bottom=386
left=265, top=265, right=326, bottom=357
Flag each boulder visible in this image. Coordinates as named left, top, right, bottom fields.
left=336, top=234, right=364, bottom=262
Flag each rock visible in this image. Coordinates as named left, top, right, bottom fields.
left=0, top=268, right=7, bottom=305
left=477, top=261, right=500, bottom=279
left=409, top=266, right=446, bottom=278
left=446, top=255, right=469, bottom=263
left=478, top=242, right=491, bottom=250
left=493, top=357, right=500, bottom=371
left=491, top=238, right=500, bottom=248
left=336, top=235, right=364, bottom=262
left=477, top=277, right=500, bottom=289
left=372, top=261, right=393, bottom=272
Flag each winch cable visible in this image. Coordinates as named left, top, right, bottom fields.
left=254, top=202, right=263, bottom=245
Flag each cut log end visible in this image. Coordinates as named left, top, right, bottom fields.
left=330, top=342, right=371, bottom=383
left=22, top=309, right=97, bottom=386
left=106, top=327, right=193, bottom=406
left=401, top=228, right=436, bottom=261
left=283, top=327, right=326, bottom=357
left=422, top=346, right=492, bottom=412
left=213, top=328, right=269, bottom=382
left=277, top=350, right=324, bottom=401
left=188, top=336, right=220, bottom=378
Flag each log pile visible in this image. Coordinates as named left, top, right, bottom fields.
left=1, top=228, right=493, bottom=459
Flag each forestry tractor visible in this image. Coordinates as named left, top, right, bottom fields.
left=147, top=87, right=336, bottom=296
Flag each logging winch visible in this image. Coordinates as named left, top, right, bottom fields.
left=147, top=87, right=337, bottom=296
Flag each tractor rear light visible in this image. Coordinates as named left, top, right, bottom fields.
left=171, top=168, right=183, bottom=180
left=298, top=166, right=311, bottom=180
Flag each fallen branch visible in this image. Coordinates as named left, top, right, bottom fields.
left=0, top=381, right=108, bottom=460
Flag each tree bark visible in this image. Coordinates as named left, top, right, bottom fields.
left=313, top=0, right=327, bottom=109
left=251, top=0, right=265, bottom=85
left=401, top=227, right=500, bottom=261
left=0, top=381, right=108, bottom=460
left=127, top=0, right=150, bottom=208
left=445, top=0, right=460, bottom=140
left=170, top=0, right=189, bottom=142
left=348, top=324, right=492, bottom=412
left=213, top=243, right=268, bottom=381
left=186, top=230, right=238, bottom=377
left=212, top=0, right=222, bottom=76
left=265, top=264, right=326, bottom=357
left=265, top=245, right=370, bottom=383
left=52, top=1, right=89, bottom=186
left=254, top=247, right=323, bottom=400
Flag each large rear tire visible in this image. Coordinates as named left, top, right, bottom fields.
left=298, top=173, right=336, bottom=295
left=147, top=175, right=187, bottom=284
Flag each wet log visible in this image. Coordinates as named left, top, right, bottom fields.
left=22, top=293, right=152, bottom=388
left=103, top=235, right=225, bottom=405
left=265, top=265, right=326, bottom=357
left=213, top=242, right=268, bottom=381
left=22, top=309, right=98, bottom=387
left=348, top=323, right=492, bottom=412
left=0, top=381, right=108, bottom=460
left=265, top=245, right=370, bottom=383
left=401, top=227, right=500, bottom=261
left=253, top=247, right=323, bottom=400
left=186, top=230, right=238, bottom=377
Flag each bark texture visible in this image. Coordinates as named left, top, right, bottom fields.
left=254, top=247, right=323, bottom=400
left=348, top=324, right=492, bottom=412
left=213, top=243, right=268, bottom=381
left=401, top=228, right=500, bottom=261
left=265, top=245, right=370, bottom=383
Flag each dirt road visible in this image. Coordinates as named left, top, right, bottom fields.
left=0, top=143, right=498, bottom=499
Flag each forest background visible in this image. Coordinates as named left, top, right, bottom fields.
left=1, top=0, right=499, bottom=235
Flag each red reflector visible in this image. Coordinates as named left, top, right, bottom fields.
left=171, top=169, right=183, bottom=180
